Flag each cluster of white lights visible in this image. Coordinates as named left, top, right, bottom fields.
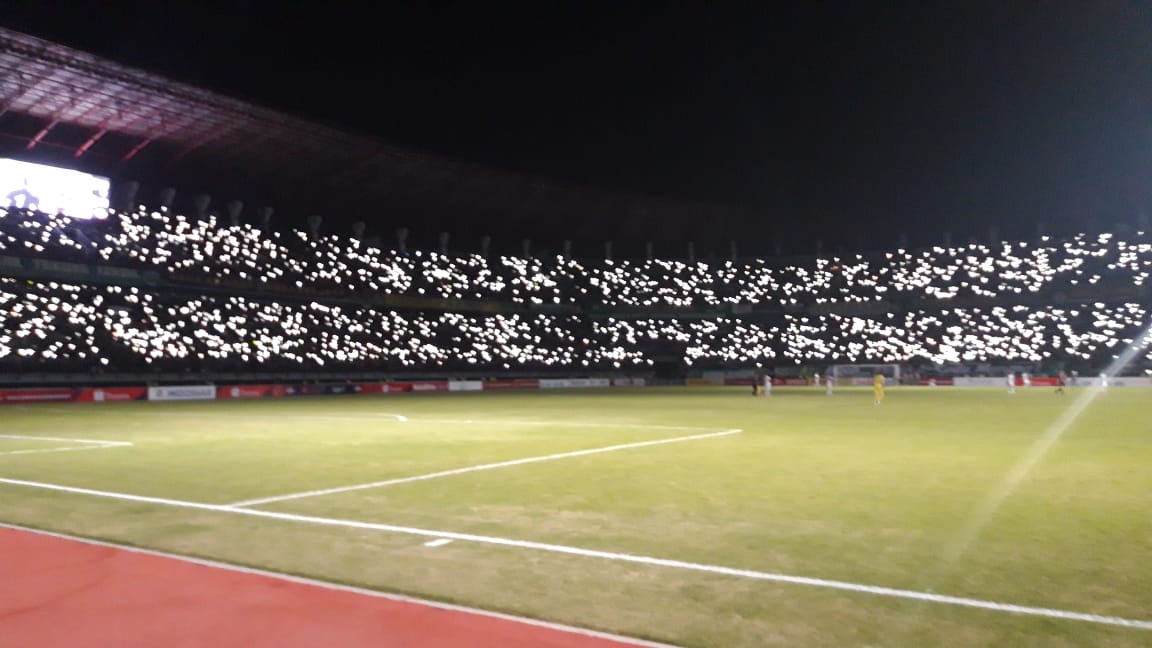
left=4, top=207, right=1149, bottom=308
left=0, top=279, right=595, bottom=370
left=2, top=206, right=1152, bottom=373
left=3, top=278, right=1149, bottom=371
left=589, top=237, right=1152, bottom=308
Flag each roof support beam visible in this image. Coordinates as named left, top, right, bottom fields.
left=74, top=128, right=109, bottom=157
left=119, top=97, right=200, bottom=162
left=25, top=120, right=59, bottom=150
left=162, top=110, right=244, bottom=171
left=163, top=143, right=198, bottom=171
left=122, top=136, right=156, bottom=162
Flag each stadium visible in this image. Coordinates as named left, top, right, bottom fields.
left=2, top=13, right=1152, bottom=648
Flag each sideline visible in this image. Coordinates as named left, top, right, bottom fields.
left=1, top=476, right=1150, bottom=632
left=0, top=522, right=675, bottom=648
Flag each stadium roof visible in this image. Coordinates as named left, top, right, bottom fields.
left=0, top=27, right=742, bottom=247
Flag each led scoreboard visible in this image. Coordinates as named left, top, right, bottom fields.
left=0, top=158, right=110, bottom=220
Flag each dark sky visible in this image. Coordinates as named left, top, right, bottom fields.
left=4, top=0, right=1152, bottom=248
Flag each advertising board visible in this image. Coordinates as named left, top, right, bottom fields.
left=147, top=385, right=216, bottom=401
left=481, top=379, right=538, bottom=390
left=75, top=387, right=148, bottom=402
left=407, top=381, right=449, bottom=393
left=360, top=382, right=413, bottom=394
left=0, top=158, right=110, bottom=219
left=216, top=384, right=287, bottom=399
left=0, top=388, right=75, bottom=404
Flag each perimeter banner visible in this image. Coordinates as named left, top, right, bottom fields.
left=481, top=379, right=539, bottom=390
left=721, top=377, right=808, bottom=386
left=360, top=382, right=413, bottom=394
left=216, top=384, right=287, bottom=399
left=406, top=380, right=450, bottom=393
left=538, top=378, right=610, bottom=389
left=1110, top=377, right=1152, bottom=387
left=147, top=385, right=216, bottom=401
left=0, top=388, right=76, bottom=404
left=75, top=387, right=148, bottom=402
left=282, top=384, right=366, bottom=397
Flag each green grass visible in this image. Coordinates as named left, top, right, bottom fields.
left=1, top=386, right=1150, bottom=647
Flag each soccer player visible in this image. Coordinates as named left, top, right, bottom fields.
left=873, top=373, right=885, bottom=405
left=1022, top=372, right=1032, bottom=388
left=826, top=376, right=835, bottom=396
left=1056, top=370, right=1067, bottom=395
left=762, top=374, right=772, bottom=397
left=1006, top=372, right=1016, bottom=395
left=1099, top=372, right=1109, bottom=390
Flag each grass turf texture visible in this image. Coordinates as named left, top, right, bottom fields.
left=1, top=386, right=1149, bottom=647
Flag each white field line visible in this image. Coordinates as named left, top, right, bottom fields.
left=0, top=476, right=1150, bottom=632
left=0, top=444, right=130, bottom=457
left=227, top=429, right=743, bottom=507
left=0, top=434, right=133, bottom=457
left=0, top=522, right=676, bottom=648
left=0, top=434, right=132, bottom=446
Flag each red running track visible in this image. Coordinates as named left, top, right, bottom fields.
left=0, top=526, right=667, bottom=648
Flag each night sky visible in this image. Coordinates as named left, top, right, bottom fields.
left=4, top=1, right=1152, bottom=250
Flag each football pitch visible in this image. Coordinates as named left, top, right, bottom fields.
left=1, top=386, right=1150, bottom=647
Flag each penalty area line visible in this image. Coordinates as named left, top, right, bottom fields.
left=226, top=428, right=743, bottom=508
left=0, top=476, right=1150, bottom=632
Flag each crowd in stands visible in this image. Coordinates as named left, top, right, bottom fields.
left=1, top=205, right=1151, bottom=374
left=4, top=206, right=1150, bottom=309
left=0, top=279, right=592, bottom=372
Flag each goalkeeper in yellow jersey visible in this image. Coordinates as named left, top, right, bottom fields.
left=873, top=373, right=885, bottom=405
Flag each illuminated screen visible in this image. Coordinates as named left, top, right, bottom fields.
left=0, top=158, right=110, bottom=220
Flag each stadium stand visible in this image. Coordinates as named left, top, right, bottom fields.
left=2, top=204, right=1150, bottom=377
left=0, top=27, right=1149, bottom=382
